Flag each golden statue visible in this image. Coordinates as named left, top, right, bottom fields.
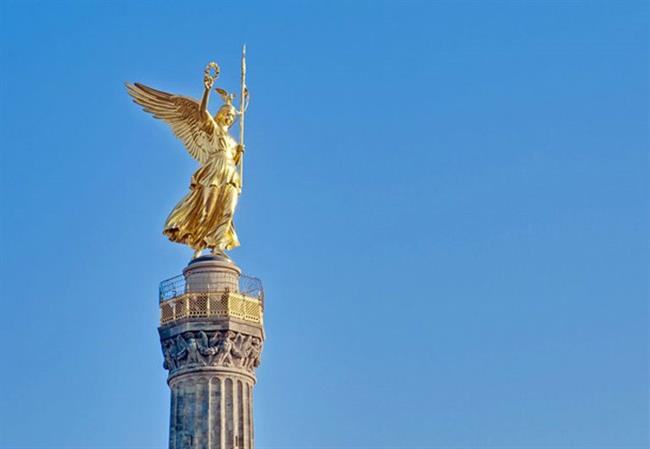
left=127, top=50, right=249, bottom=258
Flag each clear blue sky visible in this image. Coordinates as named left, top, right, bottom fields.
left=1, top=1, right=648, bottom=448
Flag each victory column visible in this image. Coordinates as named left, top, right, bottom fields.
left=127, top=48, right=265, bottom=449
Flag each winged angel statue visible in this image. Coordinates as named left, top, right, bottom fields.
left=126, top=56, right=248, bottom=258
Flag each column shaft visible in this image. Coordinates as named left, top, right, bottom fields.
left=169, top=374, right=254, bottom=449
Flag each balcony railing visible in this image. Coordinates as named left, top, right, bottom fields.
left=159, top=273, right=264, bottom=303
left=158, top=273, right=264, bottom=326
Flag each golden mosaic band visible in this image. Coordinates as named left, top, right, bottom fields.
left=160, top=292, right=263, bottom=325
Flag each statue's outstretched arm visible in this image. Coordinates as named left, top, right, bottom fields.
left=200, top=78, right=212, bottom=114
left=200, top=62, right=220, bottom=116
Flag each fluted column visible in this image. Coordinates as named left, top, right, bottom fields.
left=168, top=374, right=255, bottom=449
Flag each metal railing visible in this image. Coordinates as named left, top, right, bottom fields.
left=158, top=272, right=264, bottom=326
left=159, top=292, right=263, bottom=325
left=159, top=273, right=264, bottom=305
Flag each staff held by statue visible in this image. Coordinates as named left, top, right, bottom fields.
left=239, top=45, right=247, bottom=189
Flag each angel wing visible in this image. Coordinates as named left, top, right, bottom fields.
left=126, top=82, right=215, bottom=164
left=209, top=331, right=222, bottom=347
left=198, top=331, right=209, bottom=349
left=174, top=334, right=188, bottom=356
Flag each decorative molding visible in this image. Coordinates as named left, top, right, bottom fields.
left=162, top=330, right=262, bottom=373
left=160, top=291, right=263, bottom=325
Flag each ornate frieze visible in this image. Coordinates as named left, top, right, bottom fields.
left=162, top=330, right=262, bottom=373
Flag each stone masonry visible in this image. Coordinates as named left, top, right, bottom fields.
left=158, top=256, right=265, bottom=449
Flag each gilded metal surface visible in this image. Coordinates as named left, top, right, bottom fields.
left=160, top=291, right=263, bottom=325
left=126, top=49, right=249, bottom=258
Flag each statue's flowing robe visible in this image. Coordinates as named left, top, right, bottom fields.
left=164, top=132, right=240, bottom=252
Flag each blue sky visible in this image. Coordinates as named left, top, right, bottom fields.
left=0, top=1, right=648, bottom=448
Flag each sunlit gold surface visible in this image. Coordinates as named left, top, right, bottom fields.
left=126, top=51, right=249, bottom=258
left=160, top=292, right=263, bottom=325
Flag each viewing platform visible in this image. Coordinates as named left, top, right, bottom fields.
left=158, top=259, right=264, bottom=326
